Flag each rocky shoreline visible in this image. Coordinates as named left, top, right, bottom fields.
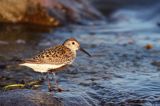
left=0, top=0, right=103, bottom=27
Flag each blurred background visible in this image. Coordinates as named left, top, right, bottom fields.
left=0, top=0, right=160, bottom=60
left=1, top=0, right=160, bottom=106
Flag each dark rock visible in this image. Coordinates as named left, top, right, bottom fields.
left=0, top=89, right=94, bottom=106
left=0, top=0, right=104, bottom=27
left=0, top=89, right=62, bottom=106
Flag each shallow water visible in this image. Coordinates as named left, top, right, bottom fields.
left=1, top=7, right=160, bottom=106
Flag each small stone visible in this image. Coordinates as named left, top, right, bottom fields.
left=144, top=43, right=153, bottom=50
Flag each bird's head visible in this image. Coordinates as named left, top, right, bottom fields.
left=63, top=38, right=91, bottom=57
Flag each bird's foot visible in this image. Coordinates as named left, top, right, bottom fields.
left=48, top=87, right=52, bottom=92
left=48, top=84, right=52, bottom=92
left=48, top=86, right=65, bottom=92
left=55, top=86, right=64, bottom=92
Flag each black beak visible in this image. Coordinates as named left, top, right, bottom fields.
left=80, top=48, right=91, bottom=57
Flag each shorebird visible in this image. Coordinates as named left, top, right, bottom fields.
left=19, top=38, right=91, bottom=91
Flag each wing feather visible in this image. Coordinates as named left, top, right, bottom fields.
left=23, top=45, right=75, bottom=65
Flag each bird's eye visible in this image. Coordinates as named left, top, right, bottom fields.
left=72, top=42, right=75, bottom=45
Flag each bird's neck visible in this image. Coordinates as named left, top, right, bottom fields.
left=70, top=49, right=77, bottom=57
left=64, top=45, right=77, bottom=57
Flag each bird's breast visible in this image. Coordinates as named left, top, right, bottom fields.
left=20, top=63, right=65, bottom=73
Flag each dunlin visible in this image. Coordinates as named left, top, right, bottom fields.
left=20, top=38, right=91, bottom=91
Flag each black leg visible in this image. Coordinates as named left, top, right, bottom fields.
left=47, top=72, right=52, bottom=92
left=51, top=72, right=63, bottom=92
left=52, top=72, right=58, bottom=87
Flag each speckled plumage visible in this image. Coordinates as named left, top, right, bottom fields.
left=24, top=45, right=75, bottom=65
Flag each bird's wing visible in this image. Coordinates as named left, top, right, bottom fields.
left=23, top=45, right=75, bottom=65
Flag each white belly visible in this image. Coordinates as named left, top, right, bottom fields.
left=20, top=63, right=65, bottom=73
